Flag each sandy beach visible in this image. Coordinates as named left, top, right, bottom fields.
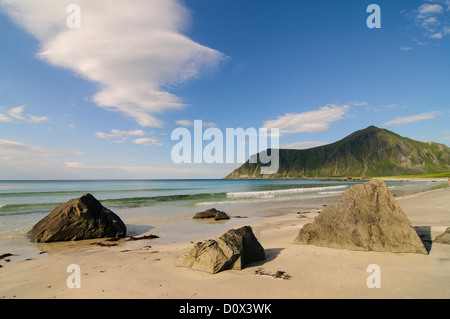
left=1, top=184, right=449, bottom=299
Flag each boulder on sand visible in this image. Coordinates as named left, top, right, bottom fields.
left=295, top=179, right=428, bottom=254
left=193, top=208, right=230, bottom=221
left=434, top=227, right=450, bottom=244
left=181, top=226, right=265, bottom=274
left=28, top=193, right=127, bottom=243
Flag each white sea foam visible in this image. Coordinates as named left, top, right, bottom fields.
left=318, top=191, right=344, bottom=195
left=195, top=191, right=345, bottom=206
left=226, top=185, right=347, bottom=198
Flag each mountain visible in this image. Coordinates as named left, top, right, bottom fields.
left=225, top=126, right=450, bottom=179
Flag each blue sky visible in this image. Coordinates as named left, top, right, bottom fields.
left=0, top=0, right=449, bottom=179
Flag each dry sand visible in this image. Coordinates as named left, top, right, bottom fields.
left=1, top=186, right=449, bottom=299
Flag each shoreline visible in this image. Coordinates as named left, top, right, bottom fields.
left=1, top=184, right=449, bottom=299
left=224, top=176, right=449, bottom=181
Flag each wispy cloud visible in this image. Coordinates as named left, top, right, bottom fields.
left=365, top=103, right=407, bottom=112
left=175, top=120, right=194, bottom=127
left=383, top=111, right=440, bottom=126
left=417, top=3, right=445, bottom=17
left=439, top=129, right=450, bottom=142
left=0, top=105, right=48, bottom=123
left=407, top=0, right=450, bottom=40
left=0, top=0, right=227, bottom=128
left=95, top=128, right=162, bottom=146
left=0, top=139, right=77, bottom=158
left=175, top=120, right=216, bottom=127
left=95, top=129, right=146, bottom=143
left=133, top=137, right=163, bottom=146
left=63, top=162, right=224, bottom=177
left=348, top=101, right=368, bottom=107
left=263, top=104, right=350, bottom=135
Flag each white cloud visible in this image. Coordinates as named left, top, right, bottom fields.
left=0, top=0, right=226, bottom=127
left=408, top=1, right=450, bottom=39
left=8, top=106, right=25, bottom=119
left=263, top=104, right=350, bottom=135
left=400, top=46, right=413, bottom=51
left=365, top=104, right=407, bottom=112
left=133, top=137, right=163, bottom=146
left=175, top=119, right=216, bottom=127
left=383, top=111, right=440, bottom=126
left=348, top=101, right=368, bottom=107
left=0, top=113, right=12, bottom=122
left=417, top=3, right=444, bottom=18
left=95, top=128, right=163, bottom=145
left=95, top=129, right=146, bottom=143
left=65, top=162, right=86, bottom=168
left=203, top=122, right=217, bottom=128
left=175, top=119, right=195, bottom=127
left=0, top=105, right=48, bottom=123
left=383, top=104, right=405, bottom=109
left=431, top=32, right=443, bottom=39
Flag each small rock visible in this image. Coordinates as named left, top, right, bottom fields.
left=126, top=235, right=159, bottom=241
left=0, top=253, right=14, bottom=260
left=91, top=242, right=118, bottom=247
left=193, top=208, right=230, bottom=221
left=181, top=226, right=265, bottom=274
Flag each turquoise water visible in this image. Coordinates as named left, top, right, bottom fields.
left=0, top=179, right=352, bottom=215
left=0, top=179, right=435, bottom=263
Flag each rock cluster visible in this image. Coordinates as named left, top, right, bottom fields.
left=295, top=179, right=428, bottom=254
left=28, top=193, right=127, bottom=243
left=193, top=208, right=229, bottom=221
left=181, top=226, right=265, bottom=274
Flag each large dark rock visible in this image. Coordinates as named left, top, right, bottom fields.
left=28, top=193, right=127, bottom=243
left=181, top=226, right=265, bottom=274
left=295, top=179, right=428, bottom=254
left=193, top=208, right=230, bottom=221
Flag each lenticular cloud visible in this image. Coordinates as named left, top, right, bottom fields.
left=0, top=0, right=226, bottom=127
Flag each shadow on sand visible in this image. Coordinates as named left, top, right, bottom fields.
left=126, top=224, right=154, bottom=237
left=246, top=248, right=284, bottom=268
left=414, top=226, right=432, bottom=253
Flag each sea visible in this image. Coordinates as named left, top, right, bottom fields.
left=0, top=179, right=437, bottom=263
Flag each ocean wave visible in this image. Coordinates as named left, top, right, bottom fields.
left=226, top=185, right=347, bottom=198
left=0, top=233, right=28, bottom=240
left=103, top=193, right=226, bottom=206
left=0, top=192, right=227, bottom=215
left=0, top=203, right=60, bottom=215
left=196, top=191, right=345, bottom=206
left=318, top=191, right=344, bottom=195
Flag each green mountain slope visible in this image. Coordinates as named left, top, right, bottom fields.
left=225, top=126, right=450, bottom=179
